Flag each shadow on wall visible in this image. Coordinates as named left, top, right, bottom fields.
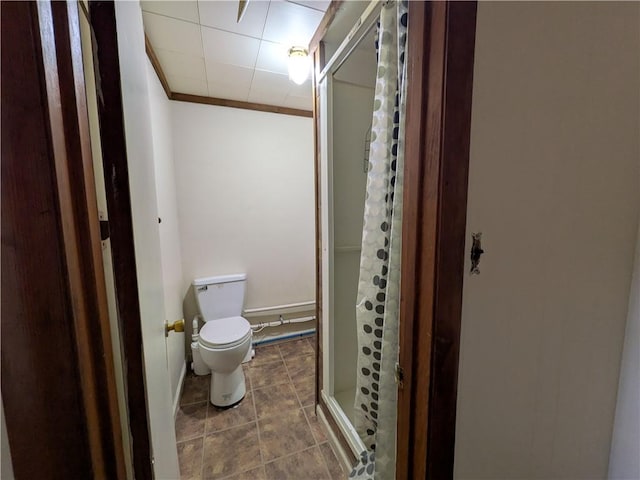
left=182, top=285, right=200, bottom=361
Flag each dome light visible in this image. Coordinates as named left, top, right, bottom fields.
left=288, top=46, right=311, bottom=85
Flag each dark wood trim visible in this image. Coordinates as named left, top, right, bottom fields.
left=49, top=2, right=127, bottom=477
left=396, top=2, right=477, bottom=479
left=1, top=1, right=125, bottom=477
left=88, top=2, right=154, bottom=479
left=143, top=40, right=313, bottom=118
left=308, top=0, right=344, bottom=55
left=145, top=33, right=172, bottom=100
left=171, top=92, right=313, bottom=118
left=396, top=3, right=431, bottom=477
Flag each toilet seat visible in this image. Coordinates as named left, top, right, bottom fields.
left=199, top=316, right=251, bottom=349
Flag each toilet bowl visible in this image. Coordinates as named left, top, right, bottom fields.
left=192, top=273, right=253, bottom=408
left=198, top=316, right=252, bottom=407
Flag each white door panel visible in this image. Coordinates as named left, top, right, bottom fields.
left=455, top=2, right=639, bottom=479
left=114, top=2, right=180, bottom=478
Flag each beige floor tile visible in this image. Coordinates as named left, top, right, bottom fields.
left=319, top=442, right=346, bottom=479
left=278, top=338, right=314, bottom=359
left=177, top=437, right=203, bottom=480
left=206, top=393, right=255, bottom=434
left=181, top=374, right=210, bottom=405
left=304, top=406, right=327, bottom=444
left=251, top=345, right=282, bottom=366
left=284, top=353, right=315, bottom=382
left=248, top=360, right=289, bottom=389
left=176, top=402, right=208, bottom=442
left=253, top=382, right=301, bottom=419
left=292, top=375, right=316, bottom=407
left=264, top=446, right=330, bottom=480
left=202, top=423, right=262, bottom=479
left=220, top=465, right=266, bottom=480
left=258, top=408, right=315, bottom=462
left=307, top=336, right=317, bottom=351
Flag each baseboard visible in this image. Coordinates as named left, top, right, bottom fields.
left=173, top=361, right=187, bottom=420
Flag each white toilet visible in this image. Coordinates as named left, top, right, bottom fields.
left=193, top=274, right=252, bottom=408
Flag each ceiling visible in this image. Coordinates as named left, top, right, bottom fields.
left=141, top=0, right=330, bottom=111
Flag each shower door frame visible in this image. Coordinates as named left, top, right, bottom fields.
left=314, top=0, right=384, bottom=466
left=312, top=1, right=478, bottom=478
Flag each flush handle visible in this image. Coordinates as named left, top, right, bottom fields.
left=165, top=318, right=185, bottom=337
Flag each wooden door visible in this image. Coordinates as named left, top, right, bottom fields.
left=1, top=2, right=125, bottom=477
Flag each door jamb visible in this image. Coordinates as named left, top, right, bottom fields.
left=396, top=2, right=477, bottom=479
left=85, top=2, right=154, bottom=478
left=1, top=1, right=129, bottom=477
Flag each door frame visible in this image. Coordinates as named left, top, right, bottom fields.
left=1, top=1, right=127, bottom=477
left=396, top=2, right=477, bottom=478
left=84, top=2, right=156, bottom=478
left=310, top=1, right=478, bottom=478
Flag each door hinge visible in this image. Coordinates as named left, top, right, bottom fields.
left=98, top=211, right=109, bottom=241
left=99, top=220, right=110, bottom=241
left=395, top=362, right=404, bottom=388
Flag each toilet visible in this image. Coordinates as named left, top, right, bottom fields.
left=193, top=273, right=252, bottom=408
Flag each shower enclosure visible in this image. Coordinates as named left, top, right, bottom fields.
left=317, top=0, right=381, bottom=459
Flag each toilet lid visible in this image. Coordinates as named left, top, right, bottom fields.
left=199, top=316, right=251, bottom=347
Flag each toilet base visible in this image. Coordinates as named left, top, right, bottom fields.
left=210, top=365, right=247, bottom=408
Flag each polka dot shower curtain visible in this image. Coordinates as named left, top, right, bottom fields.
left=351, top=1, right=408, bottom=479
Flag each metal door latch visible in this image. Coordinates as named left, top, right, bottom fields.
left=470, top=232, right=484, bottom=275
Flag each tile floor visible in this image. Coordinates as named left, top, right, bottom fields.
left=175, top=336, right=347, bottom=480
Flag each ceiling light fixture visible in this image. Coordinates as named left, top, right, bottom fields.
left=288, top=46, right=311, bottom=85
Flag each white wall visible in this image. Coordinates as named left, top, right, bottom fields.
left=146, top=60, right=186, bottom=408
left=609, top=221, right=640, bottom=479
left=455, top=2, right=640, bottom=479
left=332, top=81, right=373, bottom=397
left=170, top=102, right=315, bottom=312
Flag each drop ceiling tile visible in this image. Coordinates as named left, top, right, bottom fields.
left=283, top=94, right=313, bottom=110
left=286, top=0, right=330, bottom=12
left=287, top=78, right=312, bottom=98
left=167, top=74, right=209, bottom=96
left=143, top=12, right=204, bottom=57
left=141, top=1, right=200, bottom=24
left=248, top=70, right=291, bottom=105
left=155, top=48, right=206, bottom=81
left=202, top=26, right=260, bottom=68
left=205, top=62, right=254, bottom=90
left=198, top=0, right=270, bottom=39
left=207, top=82, right=250, bottom=102
left=250, top=70, right=292, bottom=96
left=255, top=40, right=290, bottom=75
left=262, top=0, right=324, bottom=47
left=247, top=89, right=287, bottom=106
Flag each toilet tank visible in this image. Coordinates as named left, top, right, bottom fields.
left=193, top=274, right=247, bottom=320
